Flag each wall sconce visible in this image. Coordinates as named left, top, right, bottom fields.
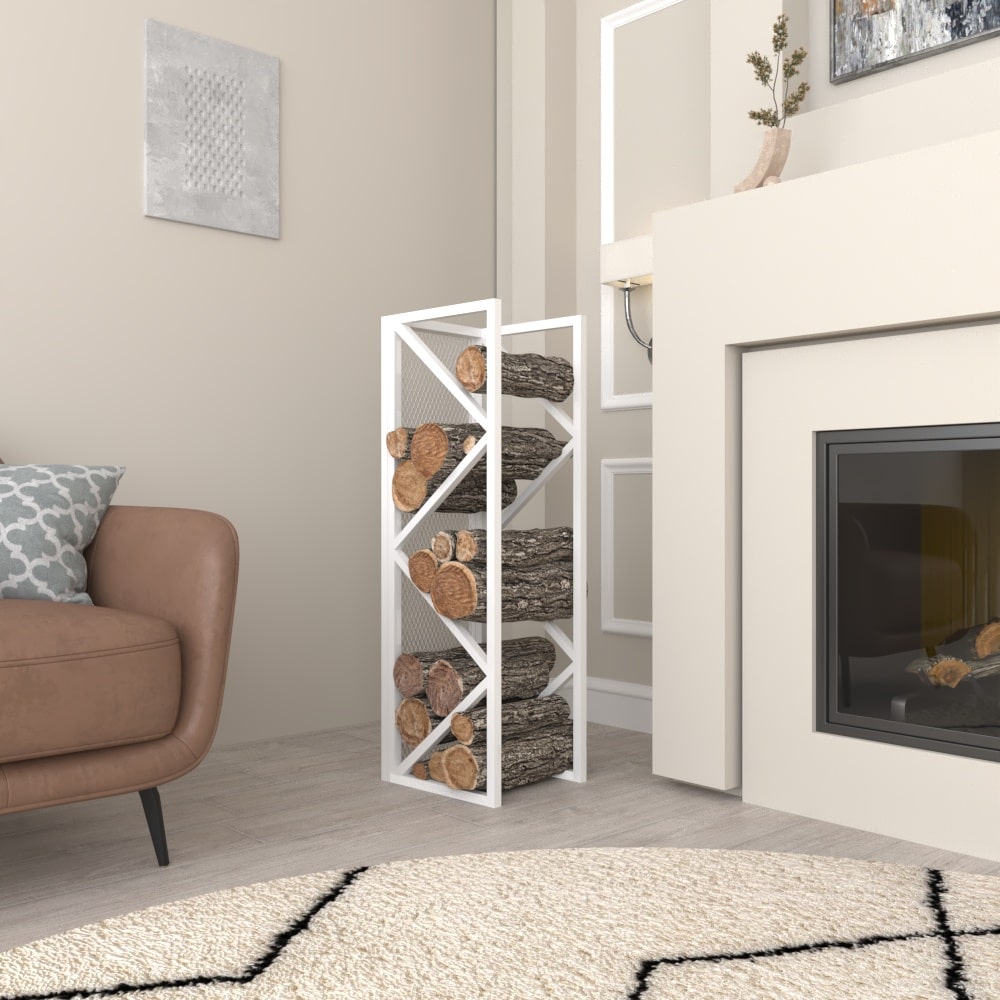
left=600, top=234, right=653, bottom=365
left=620, top=281, right=652, bottom=363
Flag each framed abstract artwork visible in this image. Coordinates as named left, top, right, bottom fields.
left=832, top=0, right=1000, bottom=83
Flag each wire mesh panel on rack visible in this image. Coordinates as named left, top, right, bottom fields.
left=381, top=299, right=586, bottom=808
left=401, top=329, right=477, bottom=428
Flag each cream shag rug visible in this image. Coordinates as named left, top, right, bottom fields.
left=2, top=847, right=1000, bottom=999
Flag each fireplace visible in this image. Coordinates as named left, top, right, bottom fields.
left=651, top=129, right=1000, bottom=860
left=817, top=423, right=1000, bottom=763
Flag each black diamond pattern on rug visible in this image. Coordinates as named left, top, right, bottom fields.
left=627, top=869, right=1000, bottom=999
left=0, top=867, right=369, bottom=1000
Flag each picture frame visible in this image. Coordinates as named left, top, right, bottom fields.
left=832, top=0, right=1000, bottom=83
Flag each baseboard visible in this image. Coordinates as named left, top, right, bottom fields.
left=586, top=677, right=652, bottom=734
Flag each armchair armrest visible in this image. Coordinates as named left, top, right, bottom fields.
left=85, top=506, right=239, bottom=762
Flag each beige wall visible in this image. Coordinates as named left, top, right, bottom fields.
left=2, top=2, right=497, bottom=745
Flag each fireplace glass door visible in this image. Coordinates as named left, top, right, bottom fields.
left=817, top=423, right=1000, bottom=762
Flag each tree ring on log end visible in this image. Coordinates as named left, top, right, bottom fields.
left=440, top=744, right=479, bottom=790
left=408, top=549, right=439, bottom=593
left=928, top=657, right=971, bottom=688
left=426, top=659, right=464, bottom=717
left=395, top=697, right=432, bottom=747
left=393, top=654, right=424, bottom=698
left=456, top=345, right=488, bottom=393
left=430, top=561, right=479, bottom=619
left=450, top=712, right=475, bottom=745
left=385, top=426, right=410, bottom=459
left=410, top=423, right=450, bottom=478
left=455, top=529, right=478, bottom=562
left=976, top=621, right=1000, bottom=659
left=391, top=461, right=428, bottom=512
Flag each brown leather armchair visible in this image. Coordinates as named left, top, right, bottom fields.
left=0, top=506, right=239, bottom=865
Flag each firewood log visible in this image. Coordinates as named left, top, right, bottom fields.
left=430, top=559, right=573, bottom=622
left=976, top=621, right=1000, bottom=658
left=411, top=749, right=450, bottom=782
left=395, top=696, right=433, bottom=748
left=409, top=423, right=478, bottom=479
left=390, top=460, right=518, bottom=513
left=455, top=345, right=574, bottom=403
left=403, top=422, right=566, bottom=482
left=430, top=527, right=573, bottom=568
left=439, top=720, right=574, bottom=791
left=450, top=695, right=570, bottom=745
left=395, top=636, right=556, bottom=712
left=385, top=426, right=413, bottom=460
left=407, top=549, right=439, bottom=593
left=410, top=740, right=459, bottom=783
left=906, top=650, right=1000, bottom=686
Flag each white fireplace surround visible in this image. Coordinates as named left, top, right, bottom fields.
left=651, top=129, right=1000, bottom=862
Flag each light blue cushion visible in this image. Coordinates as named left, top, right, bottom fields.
left=0, top=465, right=125, bottom=604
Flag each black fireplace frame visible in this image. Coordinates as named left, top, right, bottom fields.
left=816, top=421, right=1000, bottom=763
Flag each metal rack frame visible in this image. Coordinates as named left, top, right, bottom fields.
left=380, top=298, right=586, bottom=806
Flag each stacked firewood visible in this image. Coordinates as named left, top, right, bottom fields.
left=408, top=526, right=573, bottom=622
left=385, top=347, right=573, bottom=514
left=906, top=619, right=1000, bottom=688
left=392, top=636, right=572, bottom=791
left=386, top=422, right=565, bottom=513
left=390, top=346, right=577, bottom=794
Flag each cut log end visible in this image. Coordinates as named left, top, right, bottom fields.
left=927, top=657, right=971, bottom=688
left=449, top=712, right=475, bottom=745
left=426, top=659, right=464, bottom=718
left=410, top=422, right=450, bottom=478
left=386, top=427, right=410, bottom=459
left=976, top=621, right=1000, bottom=658
left=408, top=549, right=439, bottom=593
left=455, top=529, right=478, bottom=562
left=431, top=531, right=456, bottom=562
left=456, top=345, right=488, bottom=392
left=395, top=698, right=432, bottom=747
left=440, top=745, right=480, bottom=790
left=391, top=461, right=427, bottom=512
left=393, top=653, right=425, bottom=698
left=430, top=561, right=479, bottom=619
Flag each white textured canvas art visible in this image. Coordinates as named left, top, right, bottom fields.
left=144, top=20, right=279, bottom=238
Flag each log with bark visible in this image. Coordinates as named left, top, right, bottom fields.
left=385, top=426, right=414, bottom=460
left=455, top=345, right=574, bottom=403
left=450, top=694, right=570, bottom=745
left=439, top=719, right=574, bottom=791
left=411, top=749, right=450, bottom=782
left=976, top=621, right=1000, bottom=658
left=407, top=549, right=439, bottom=593
left=395, top=636, right=556, bottom=715
left=394, top=696, right=434, bottom=748
left=391, top=459, right=518, bottom=513
left=430, top=559, right=573, bottom=622
left=430, top=526, right=572, bottom=568
left=408, top=423, right=478, bottom=479
left=907, top=651, right=1000, bottom=688
left=402, top=422, right=566, bottom=481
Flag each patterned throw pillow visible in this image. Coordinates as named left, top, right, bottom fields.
left=0, top=465, right=125, bottom=604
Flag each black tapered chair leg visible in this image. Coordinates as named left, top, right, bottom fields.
left=139, top=787, right=170, bottom=866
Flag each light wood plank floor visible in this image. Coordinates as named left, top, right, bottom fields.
left=2, top=722, right=998, bottom=952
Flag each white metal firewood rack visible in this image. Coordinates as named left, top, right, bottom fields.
left=380, top=299, right=587, bottom=806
